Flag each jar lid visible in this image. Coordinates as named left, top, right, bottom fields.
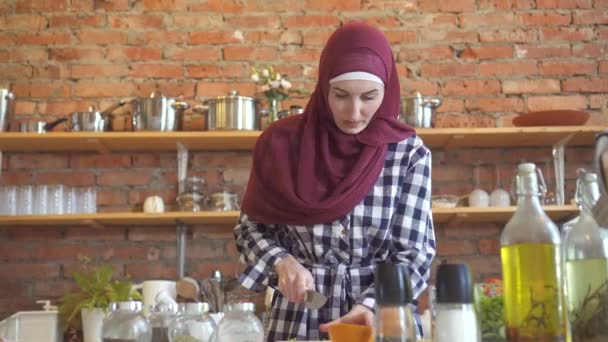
left=224, top=302, right=255, bottom=313
left=109, top=301, right=143, bottom=312
left=151, top=302, right=179, bottom=313
left=436, top=263, right=474, bottom=304
left=178, top=302, right=210, bottom=314
left=375, top=263, right=412, bottom=305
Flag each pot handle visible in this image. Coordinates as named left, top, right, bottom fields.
left=422, top=97, right=442, bottom=108
left=43, top=117, right=68, bottom=132
left=192, top=104, right=209, bottom=114
left=101, top=100, right=128, bottom=118
left=171, top=100, right=189, bottom=112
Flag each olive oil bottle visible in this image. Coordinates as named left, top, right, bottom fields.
left=500, top=163, right=566, bottom=342
left=563, top=172, right=608, bottom=342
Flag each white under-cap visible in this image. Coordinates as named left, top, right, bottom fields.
left=329, top=71, right=384, bottom=86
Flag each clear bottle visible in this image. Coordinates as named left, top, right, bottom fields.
left=102, top=301, right=152, bottom=342
left=149, top=303, right=178, bottom=342
left=563, top=171, right=608, bottom=341
left=168, top=302, right=216, bottom=342
left=562, top=170, right=601, bottom=237
left=433, top=263, right=480, bottom=342
left=500, top=163, right=565, bottom=341
left=375, top=262, right=417, bottom=342
left=216, top=302, right=264, bottom=342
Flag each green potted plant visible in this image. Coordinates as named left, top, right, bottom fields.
left=58, top=258, right=141, bottom=342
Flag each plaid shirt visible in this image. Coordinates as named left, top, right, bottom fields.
left=234, top=135, right=436, bottom=341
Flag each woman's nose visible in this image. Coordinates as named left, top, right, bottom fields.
left=346, top=99, right=361, bottom=119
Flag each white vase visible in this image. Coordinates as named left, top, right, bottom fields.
left=81, top=307, right=106, bottom=342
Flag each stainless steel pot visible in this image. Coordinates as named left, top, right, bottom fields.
left=131, top=92, right=189, bottom=131
left=195, top=90, right=258, bottom=131
left=400, top=95, right=442, bottom=128
left=0, top=89, right=15, bottom=132
left=20, top=117, right=67, bottom=133
left=71, top=101, right=126, bottom=132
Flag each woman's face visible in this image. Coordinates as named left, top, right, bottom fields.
left=327, top=79, right=385, bottom=135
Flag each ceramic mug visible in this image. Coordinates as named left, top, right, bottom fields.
left=132, top=280, right=177, bottom=315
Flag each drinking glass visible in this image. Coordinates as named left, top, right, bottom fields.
left=47, top=185, right=65, bottom=215
left=33, top=185, right=49, bottom=215
left=0, top=185, right=17, bottom=215
left=17, top=185, right=33, bottom=215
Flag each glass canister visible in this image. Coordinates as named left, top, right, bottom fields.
left=102, top=301, right=152, bottom=342
left=216, top=302, right=264, bottom=342
left=564, top=171, right=608, bottom=341
left=149, top=303, right=178, bottom=342
left=168, top=302, right=216, bottom=342
left=500, top=163, right=565, bottom=341
left=176, top=177, right=206, bottom=212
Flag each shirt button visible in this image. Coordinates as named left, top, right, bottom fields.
left=341, top=228, right=348, bottom=236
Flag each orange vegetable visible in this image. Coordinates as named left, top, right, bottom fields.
left=328, top=322, right=373, bottom=342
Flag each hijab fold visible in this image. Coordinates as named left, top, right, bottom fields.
left=241, top=22, right=415, bottom=226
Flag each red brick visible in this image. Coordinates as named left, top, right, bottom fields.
left=11, top=82, right=70, bottom=98
left=125, top=262, right=177, bottom=279
left=420, top=62, right=477, bottom=77
left=431, top=14, right=459, bottom=27
left=563, top=77, right=608, bottom=93
left=187, top=64, right=248, bottom=78
left=128, top=189, right=177, bottom=205
left=33, top=245, right=101, bottom=261
left=134, top=31, right=188, bottom=45
left=435, top=113, right=496, bottom=128
left=71, top=64, right=129, bottom=78
left=435, top=98, right=465, bottom=113
left=0, top=263, right=60, bottom=280
left=109, top=15, right=165, bottom=29
left=280, top=30, right=303, bottom=45
left=461, top=45, right=513, bottom=60
left=433, top=166, right=471, bottom=182
left=103, top=245, right=158, bottom=260
left=187, top=242, right=226, bottom=259
left=443, top=80, right=501, bottom=96
left=401, top=79, right=440, bottom=96
left=9, top=154, right=69, bottom=169
left=97, top=189, right=128, bottom=206
left=519, top=12, right=572, bottom=26
left=283, top=15, right=340, bottom=28
left=224, top=15, right=282, bottom=29
left=77, top=31, right=129, bottom=45
left=65, top=227, right=126, bottom=241
left=448, top=256, right=502, bottom=275
left=133, top=81, right=196, bottom=98
left=193, top=261, right=243, bottom=279
left=515, top=43, right=572, bottom=58
left=0, top=171, right=34, bottom=185
left=437, top=240, right=477, bottom=256
left=0, top=244, right=32, bottom=261
left=94, top=0, right=129, bottom=10
left=97, top=171, right=153, bottom=186
left=131, top=154, right=175, bottom=168
left=188, top=31, right=243, bottom=45
left=590, top=94, right=608, bottom=109
left=478, top=239, right=501, bottom=254
left=479, top=61, right=538, bottom=75
left=304, top=0, right=360, bottom=11
left=16, top=0, right=68, bottom=12
left=399, top=45, right=455, bottom=62
left=16, top=32, right=72, bottom=45
left=538, top=61, right=595, bottom=76
left=46, top=100, right=94, bottom=114
left=528, top=95, right=587, bottom=111
left=601, top=61, right=608, bottom=74
left=0, top=64, right=33, bottom=79
left=32, top=64, right=70, bottom=79
left=170, top=14, right=223, bottom=27
left=142, top=0, right=186, bottom=10
left=420, top=29, right=479, bottom=43
left=479, top=29, right=537, bottom=43
left=536, top=0, right=592, bottom=7
left=73, top=81, right=135, bottom=98
left=242, top=31, right=284, bottom=44
left=48, top=15, right=105, bottom=28
left=7, top=227, right=63, bottom=241
left=35, top=171, right=96, bottom=186
left=600, top=28, right=608, bottom=40
left=1, top=15, right=47, bottom=30
left=572, top=43, right=607, bottom=58
left=106, top=47, right=162, bottom=61
left=49, top=48, right=105, bottom=62
left=465, top=97, right=526, bottom=113
left=167, top=47, right=220, bottom=61
left=224, top=46, right=280, bottom=62
left=502, top=79, right=561, bottom=94
left=188, top=0, right=245, bottom=12
left=459, top=13, right=517, bottom=29
left=0, top=281, right=28, bottom=297
left=34, top=281, right=76, bottom=297
left=2, top=48, right=47, bottom=62
left=195, top=82, right=255, bottom=97
left=478, top=0, right=534, bottom=9
left=128, top=227, right=176, bottom=241
left=540, top=27, right=594, bottom=41
left=383, top=30, right=417, bottom=45
left=70, top=155, right=131, bottom=169
left=129, top=64, right=184, bottom=79
left=419, top=0, right=475, bottom=11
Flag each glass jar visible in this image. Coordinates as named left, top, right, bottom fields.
left=168, top=302, right=216, bottom=342
left=216, top=303, right=264, bottom=342
left=149, top=303, right=178, bottom=342
left=564, top=171, right=608, bottom=341
left=176, top=177, right=206, bottom=212
left=374, top=263, right=416, bottom=342
left=102, top=301, right=152, bottom=342
left=500, top=163, right=565, bottom=341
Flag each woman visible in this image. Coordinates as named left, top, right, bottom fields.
left=234, top=21, right=436, bottom=341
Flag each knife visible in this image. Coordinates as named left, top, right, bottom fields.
left=304, top=289, right=327, bottom=310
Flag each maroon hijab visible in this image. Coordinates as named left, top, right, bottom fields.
left=241, top=21, right=415, bottom=225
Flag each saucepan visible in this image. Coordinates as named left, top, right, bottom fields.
left=400, top=93, right=442, bottom=128
left=70, top=101, right=127, bottom=132
left=19, top=117, right=67, bottom=133
left=130, top=92, right=189, bottom=131
left=193, top=90, right=259, bottom=131
left=0, top=89, right=15, bottom=132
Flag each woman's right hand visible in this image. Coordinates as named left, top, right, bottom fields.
left=274, top=255, right=314, bottom=304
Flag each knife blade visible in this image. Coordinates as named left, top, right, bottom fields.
left=304, top=289, right=327, bottom=310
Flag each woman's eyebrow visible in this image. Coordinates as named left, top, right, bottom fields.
left=363, top=89, right=379, bottom=95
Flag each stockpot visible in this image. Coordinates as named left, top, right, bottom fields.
left=71, top=101, right=127, bottom=132
left=130, top=92, right=189, bottom=131
left=400, top=94, right=442, bottom=128
left=194, top=90, right=258, bottom=131
left=0, top=89, right=15, bottom=132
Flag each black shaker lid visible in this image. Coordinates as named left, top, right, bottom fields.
left=435, top=263, right=474, bottom=303
left=375, top=262, right=413, bottom=305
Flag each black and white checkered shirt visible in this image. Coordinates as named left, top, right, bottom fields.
left=234, top=135, right=436, bottom=341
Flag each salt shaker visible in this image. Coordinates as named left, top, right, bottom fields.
left=433, top=263, right=480, bottom=342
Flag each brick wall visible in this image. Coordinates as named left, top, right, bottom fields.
left=0, top=0, right=605, bottom=319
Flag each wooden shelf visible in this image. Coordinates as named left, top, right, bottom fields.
left=0, top=205, right=578, bottom=227
left=0, top=126, right=603, bottom=152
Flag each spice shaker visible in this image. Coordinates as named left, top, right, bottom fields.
left=433, top=263, right=480, bottom=342
left=216, top=302, right=264, bottom=342
left=374, top=262, right=417, bottom=342
left=102, top=301, right=152, bottom=342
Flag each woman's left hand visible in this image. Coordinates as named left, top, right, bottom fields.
left=319, top=304, right=374, bottom=332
